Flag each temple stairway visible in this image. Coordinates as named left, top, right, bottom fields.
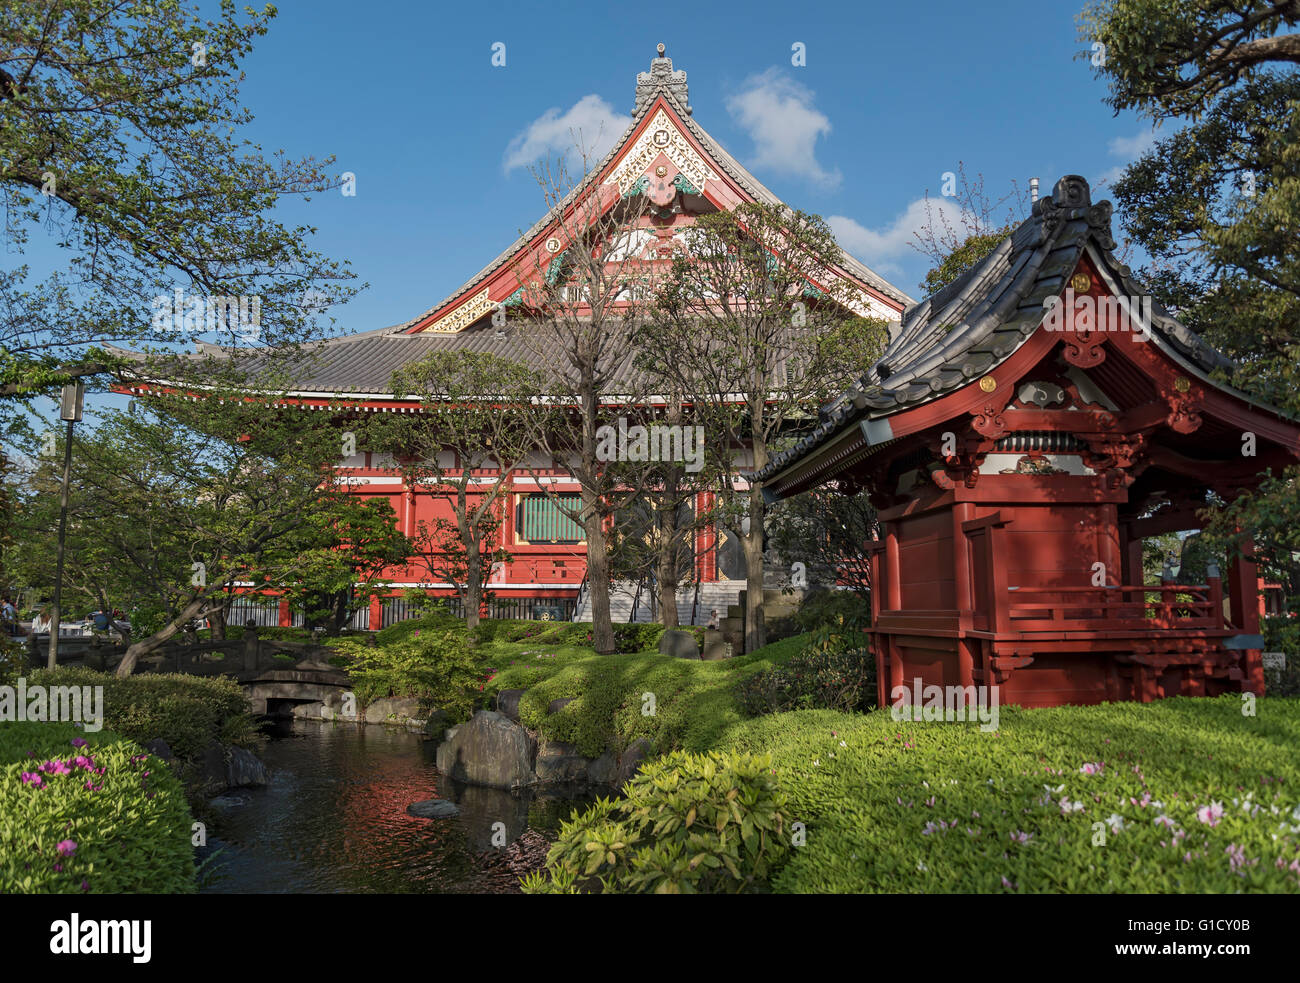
left=572, top=580, right=746, bottom=626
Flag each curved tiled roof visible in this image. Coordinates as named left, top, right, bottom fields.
left=753, top=174, right=1243, bottom=484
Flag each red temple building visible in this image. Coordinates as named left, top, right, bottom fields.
left=757, top=175, right=1300, bottom=707
left=122, top=47, right=909, bottom=630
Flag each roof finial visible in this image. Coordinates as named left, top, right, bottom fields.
left=634, top=44, right=690, bottom=116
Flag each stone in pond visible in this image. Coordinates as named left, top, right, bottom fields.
left=406, top=799, right=460, bottom=819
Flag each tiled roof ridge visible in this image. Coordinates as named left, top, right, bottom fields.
left=754, top=174, right=1253, bottom=484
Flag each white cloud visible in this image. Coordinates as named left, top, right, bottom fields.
left=503, top=94, right=628, bottom=174
left=1098, top=128, right=1159, bottom=186
left=1107, top=129, right=1158, bottom=160
left=829, top=196, right=974, bottom=267
left=726, top=70, right=840, bottom=189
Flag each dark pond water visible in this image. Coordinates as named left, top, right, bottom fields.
left=197, top=720, right=586, bottom=894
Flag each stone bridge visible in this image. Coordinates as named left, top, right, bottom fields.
left=37, top=629, right=355, bottom=716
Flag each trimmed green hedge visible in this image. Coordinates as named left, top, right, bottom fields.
left=720, top=697, right=1300, bottom=893
left=489, top=634, right=808, bottom=758
left=0, top=721, right=195, bottom=893
left=30, top=668, right=260, bottom=760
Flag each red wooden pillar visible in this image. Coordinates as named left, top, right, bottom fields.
left=369, top=595, right=383, bottom=632
left=1227, top=534, right=1260, bottom=633
left=278, top=598, right=291, bottom=628
left=884, top=522, right=902, bottom=611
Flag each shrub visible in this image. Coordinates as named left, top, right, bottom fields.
left=1263, top=615, right=1300, bottom=697
left=0, top=635, right=27, bottom=687
left=736, top=646, right=875, bottom=716
left=550, top=622, right=701, bottom=654
left=332, top=628, right=487, bottom=721
left=0, top=721, right=195, bottom=893
left=794, top=588, right=864, bottom=634
left=31, top=668, right=259, bottom=761
left=521, top=751, right=789, bottom=894
left=375, top=609, right=463, bottom=648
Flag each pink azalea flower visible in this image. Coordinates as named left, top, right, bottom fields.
left=70, top=738, right=87, bottom=748
left=56, top=840, right=77, bottom=857
left=20, top=772, right=43, bottom=787
left=39, top=760, right=70, bottom=775
left=1196, top=802, right=1225, bottom=827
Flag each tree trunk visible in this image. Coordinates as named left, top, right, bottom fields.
left=462, top=506, right=482, bottom=630
left=743, top=485, right=767, bottom=654
left=585, top=498, right=615, bottom=654
left=657, top=504, right=680, bottom=628
left=116, top=595, right=209, bottom=677
left=464, top=554, right=482, bottom=630
left=209, top=604, right=227, bottom=641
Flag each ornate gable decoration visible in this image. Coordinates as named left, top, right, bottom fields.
left=605, top=108, right=720, bottom=196
left=428, top=287, right=492, bottom=333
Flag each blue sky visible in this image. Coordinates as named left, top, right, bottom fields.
left=229, top=0, right=1156, bottom=333
left=16, top=0, right=1164, bottom=423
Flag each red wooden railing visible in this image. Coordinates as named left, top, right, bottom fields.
left=1003, top=580, right=1226, bottom=633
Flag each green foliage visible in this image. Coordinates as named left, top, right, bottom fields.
left=0, top=634, right=28, bottom=687
left=374, top=608, right=463, bottom=647
left=522, top=751, right=789, bottom=894
left=332, top=628, right=487, bottom=721
left=553, top=621, right=701, bottom=654
left=734, top=594, right=878, bottom=715
left=0, top=721, right=195, bottom=893
left=722, top=698, right=1300, bottom=893
left=489, top=634, right=807, bottom=758
left=31, top=667, right=258, bottom=761
left=0, top=0, right=354, bottom=401
left=735, top=645, right=876, bottom=717
left=1263, top=616, right=1300, bottom=697
left=920, top=227, right=1013, bottom=295
left=1080, top=2, right=1300, bottom=585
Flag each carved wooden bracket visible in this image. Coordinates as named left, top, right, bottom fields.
left=1165, top=390, right=1204, bottom=434
left=1061, top=328, right=1106, bottom=369
left=972, top=403, right=1009, bottom=440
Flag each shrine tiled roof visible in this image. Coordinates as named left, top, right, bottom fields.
left=752, top=174, right=1241, bottom=484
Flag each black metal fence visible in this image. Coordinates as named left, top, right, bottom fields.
left=228, top=597, right=280, bottom=628
left=381, top=594, right=576, bottom=627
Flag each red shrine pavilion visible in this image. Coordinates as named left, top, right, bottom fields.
left=756, top=175, right=1300, bottom=707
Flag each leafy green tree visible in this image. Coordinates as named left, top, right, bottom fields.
left=0, top=0, right=354, bottom=412
left=373, top=350, right=548, bottom=629
left=650, top=202, right=890, bottom=652
left=11, top=391, right=409, bottom=674
left=281, top=496, right=410, bottom=636
left=511, top=158, right=656, bottom=654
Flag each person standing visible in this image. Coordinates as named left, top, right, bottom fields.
left=29, top=608, right=51, bottom=636
left=0, top=597, right=18, bottom=636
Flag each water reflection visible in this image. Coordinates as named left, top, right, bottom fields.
left=199, top=719, right=589, bottom=894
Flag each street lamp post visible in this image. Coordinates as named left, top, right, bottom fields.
left=48, top=380, right=83, bottom=671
